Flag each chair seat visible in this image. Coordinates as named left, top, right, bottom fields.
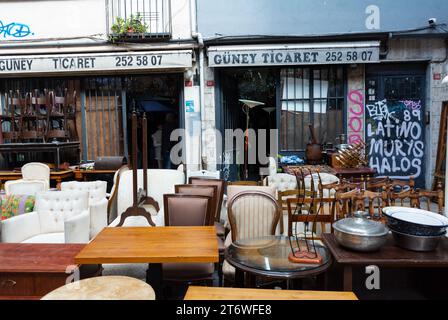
left=22, top=232, right=65, bottom=243
left=162, top=263, right=214, bottom=281
left=215, top=221, right=225, bottom=236
left=101, top=263, right=148, bottom=281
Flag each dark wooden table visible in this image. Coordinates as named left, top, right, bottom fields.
left=0, top=142, right=80, bottom=170
left=0, top=243, right=99, bottom=300
left=322, top=233, right=448, bottom=292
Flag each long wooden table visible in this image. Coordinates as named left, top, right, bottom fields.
left=184, top=286, right=358, bottom=300
left=0, top=243, right=99, bottom=300
left=0, top=170, right=74, bottom=190
left=75, top=226, right=219, bottom=298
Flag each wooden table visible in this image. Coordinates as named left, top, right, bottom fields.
left=184, top=286, right=358, bottom=300
left=75, top=226, right=219, bottom=298
left=0, top=170, right=74, bottom=190
left=0, top=243, right=99, bottom=300
left=73, top=169, right=117, bottom=181
left=322, top=233, right=448, bottom=292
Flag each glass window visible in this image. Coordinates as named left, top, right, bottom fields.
left=280, top=66, right=345, bottom=152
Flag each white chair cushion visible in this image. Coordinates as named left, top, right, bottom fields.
left=22, top=232, right=65, bottom=243
left=61, top=181, right=107, bottom=204
left=35, top=191, right=89, bottom=234
left=267, top=174, right=297, bottom=192
left=5, top=180, right=47, bottom=196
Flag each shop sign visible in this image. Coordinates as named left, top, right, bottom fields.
left=0, top=50, right=192, bottom=75
left=208, top=43, right=380, bottom=67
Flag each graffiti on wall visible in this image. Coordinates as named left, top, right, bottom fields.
left=347, top=89, right=365, bottom=144
left=0, top=20, right=33, bottom=38
left=366, top=99, right=424, bottom=182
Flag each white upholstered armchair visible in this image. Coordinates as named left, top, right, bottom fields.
left=1, top=191, right=90, bottom=244
left=61, top=180, right=108, bottom=238
left=4, top=180, right=47, bottom=196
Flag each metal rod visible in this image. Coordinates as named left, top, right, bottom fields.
left=143, top=112, right=148, bottom=196
left=132, top=111, right=138, bottom=206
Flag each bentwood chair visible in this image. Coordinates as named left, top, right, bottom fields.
left=335, top=189, right=388, bottom=221
left=162, top=194, right=214, bottom=288
left=189, top=177, right=226, bottom=238
left=224, top=191, right=281, bottom=286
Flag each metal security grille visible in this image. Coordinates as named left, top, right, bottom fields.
left=107, top=0, right=172, bottom=39
left=82, top=77, right=126, bottom=161
left=280, top=66, right=345, bottom=152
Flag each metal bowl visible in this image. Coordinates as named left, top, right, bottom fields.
left=391, top=229, right=444, bottom=252
left=333, top=214, right=389, bottom=252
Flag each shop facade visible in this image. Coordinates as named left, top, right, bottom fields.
left=196, top=0, right=448, bottom=189
left=0, top=0, right=202, bottom=170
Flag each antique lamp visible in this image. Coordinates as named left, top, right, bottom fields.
left=239, top=99, right=265, bottom=180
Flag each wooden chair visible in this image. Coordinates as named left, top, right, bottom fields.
left=335, top=189, right=388, bottom=221
left=286, top=197, right=336, bottom=239
left=20, top=91, right=46, bottom=142
left=1, top=91, right=21, bottom=142
left=189, top=177, right=226, bottom=238
left=107, top=165, right=130, bottom=224
left=278, top=189, right=313, bottom=235
left=162, top=194, right=214, bottom=287
left=390, top=186, right=444, bottom=215
left=46, top=90, right=69, bottom=141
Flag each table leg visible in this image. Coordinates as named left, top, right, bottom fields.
left=147, top=263, right=163, bottom=299
left=343, top=265, right=353, bottom=292
left=245, top=273, right=256, bottom=288
left=235, top=269, right=244, bottom=288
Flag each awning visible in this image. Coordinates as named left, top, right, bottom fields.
left=207, top=41, right=380, bottom=67
left=0, top=50, right=192, bottom=76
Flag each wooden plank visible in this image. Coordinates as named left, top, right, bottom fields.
left=75, top=227, right=219, bottom=264
left=184, top=286, right=358, bottom=300
left=0, top=244, right=84, bottom=273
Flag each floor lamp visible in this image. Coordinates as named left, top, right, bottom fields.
left=239, top=99, right=265, bottom=180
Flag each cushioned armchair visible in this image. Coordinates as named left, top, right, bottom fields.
left=61, top=181, right=108, bottom=239
left=1, top=191, right=90, bottom=244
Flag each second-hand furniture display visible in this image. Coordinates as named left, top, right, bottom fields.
left=0, top=243, right=99, bottom=299
left=184, top=286, right=358, bottom=300
left=1, top=191, right=91, bottom=243
left=74, top=226, right=219, bottom=299
left=41, top=276, right=155, bottom=300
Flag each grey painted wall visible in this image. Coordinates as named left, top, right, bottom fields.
left=197, top=0, right=448, bottom=39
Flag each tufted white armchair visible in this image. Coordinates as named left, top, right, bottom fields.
left=4, top=180, right=47, bottom=196
left=61, top=181, right=108, bottom=239
left=1, top=191, right=90, bottom=244
left=21, top=162, right=50, bottom=190
left=264, top=173, right=297, bottom=192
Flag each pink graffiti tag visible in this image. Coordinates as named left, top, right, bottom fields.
left=347, top=89, right=365, bottom=143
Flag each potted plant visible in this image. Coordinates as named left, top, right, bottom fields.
left=109, top=14, right=148, bottom=41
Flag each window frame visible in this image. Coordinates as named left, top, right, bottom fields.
left=277, top=65, right=347, bottom=154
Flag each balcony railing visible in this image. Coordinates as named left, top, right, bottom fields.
left=107, top=0, right=172, bottom=41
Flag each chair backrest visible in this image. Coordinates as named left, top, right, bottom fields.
left=188, top=170, right=221, bottom=180
left=4, top=180, right=47, bottom=196
left=117, top=169, right=185, bottom=219
left=227, top=191, right=281, bottom=242
left=227, top=181, right=260, bottom=186
left=390, top=188, right=444, bottom=215
left=164, top=194, right=212, bottom=227
left=61, top=180, right=107, bottom=204
left=227, top=185, right=276, bottom=203
left=266, top=173, right=297, bottom=192
left=107, top=165, right=130, bottom=222
left=286, top=197, right=336, bottom=238
left=336, top=189, right=388, bottom=220
left=175, top=184, right=217, bottom=226
left=35, top=190, right=89, bottom=234
left=189, top=177, right=225, bottom=222
left=304, top=173, right=340, bottom=197
left=21, top=163, right=50, bottom=188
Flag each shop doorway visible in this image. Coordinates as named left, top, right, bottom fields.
left=125, top=74, right=183, bottom=169
left=218, top=68, right=277, bottom=181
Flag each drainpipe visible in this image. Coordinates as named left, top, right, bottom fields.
left=190, top=0, right=206, bottom=170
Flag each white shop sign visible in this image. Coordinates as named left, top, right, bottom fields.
left=0, top=50, right=192, bottom=75
left=208, top=42, right=380, bottom=67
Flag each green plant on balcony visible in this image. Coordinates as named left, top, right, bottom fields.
left=109, top=14, right=148, bottom=41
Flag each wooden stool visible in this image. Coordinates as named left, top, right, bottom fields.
left=41, top=276, right=155, bottom=300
